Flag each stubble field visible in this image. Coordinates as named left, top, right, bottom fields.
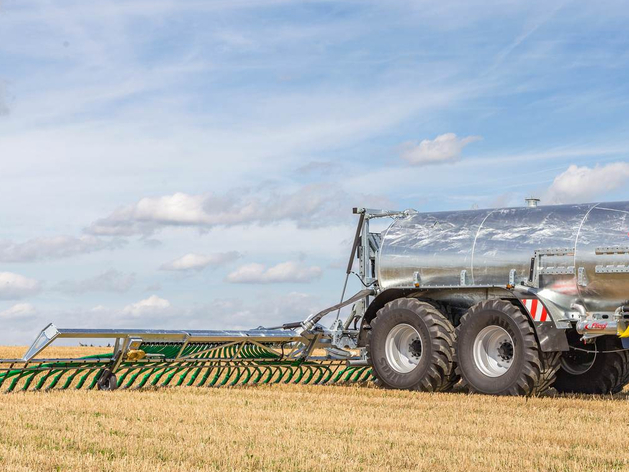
left=0, top=346, right=628, bottom=472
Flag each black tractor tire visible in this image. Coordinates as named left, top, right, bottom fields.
left=455, top=299, right=560, bottom=396
left=553, top=337, right=629, bottom=395
left=97, top=369, right=118, bottom=391
left=366, top=298, right=457, bottom=392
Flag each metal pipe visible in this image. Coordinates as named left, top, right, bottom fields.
left=347, top=211, right=366, bottom=275
left=576, top=320, right=618, bottom=336
left=299, top=289, right=373, bottom=332
left=571, top=303, right=587, bottom=319
left=333, top=210, right=366, bottom=323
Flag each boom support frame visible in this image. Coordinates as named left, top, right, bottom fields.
left=0, top=208, right=406, bottom=393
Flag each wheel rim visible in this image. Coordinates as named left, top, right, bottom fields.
left=473, top=326, right=514, bottom=377
left=385, top=323, right=422, bottom=373
left=560, top=350, right=596, bottom=375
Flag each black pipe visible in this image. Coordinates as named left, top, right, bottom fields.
left=346, top=212, right=365, bottom=275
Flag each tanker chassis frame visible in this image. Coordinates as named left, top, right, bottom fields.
left=2, top=205, right=629, bottom=396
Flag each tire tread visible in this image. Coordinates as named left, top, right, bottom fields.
left=455, top=299, right=560, bottom=396
left=367, top=298, right=458, bottom=392
left=554, top=343, right=629, bottom=395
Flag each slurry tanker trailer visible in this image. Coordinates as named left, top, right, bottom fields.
left=2, top=199, right=629, bottom=396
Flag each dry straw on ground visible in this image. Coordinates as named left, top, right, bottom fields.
left=0, top=346, right=627, bottom=472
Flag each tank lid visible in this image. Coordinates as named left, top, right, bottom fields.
left=525, top=197, right=540, bottom=208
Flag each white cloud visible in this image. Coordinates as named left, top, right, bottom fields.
left=226, top=260, right=322, bottom=284
left=0, top=303, right=37, bottom=320
left=205, top=291, right=321, bottom=330
left=160, top=251, right=241, bottom=271
left=85, top=184, right=392, bottom=236
left=400, top=133, right=481, bottom=165
left=4, top=0, right=629, bottom=346
left=0, top=290, right=324, bottom=344
left=0, top=272, right=41, bottom=299
left=87, top=292, right=316, bottom=330
left=0, top=235, right=124, bottom=262
left=54, top=269, right=136, bottom=294
left=544, top=162, right=629, bottom=204
left=121, top=295, right=171, bottom=318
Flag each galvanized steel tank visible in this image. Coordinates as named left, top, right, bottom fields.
left=377, top=201, right=629, bottom=313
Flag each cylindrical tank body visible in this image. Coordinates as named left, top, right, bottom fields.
left=377, top=201, right=629, bottom=313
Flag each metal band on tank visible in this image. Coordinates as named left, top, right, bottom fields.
left=470, top=210, right=497, bottom=286
left=573, top=203, right=600, bottom=306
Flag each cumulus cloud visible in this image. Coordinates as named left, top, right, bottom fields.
left=0, top=272, right=41, bottom=299
left=226, top=260, right=322, bottom=284
left=206, top=291, right=321, bottom=330
left=85, top=184, right=393, bottom=236
left=544, top=162, right=629, bottom=204
left=54, top=269, right=136, bottom=294
left=0, top=303, right=37, bottom=320
left=57, top=292, right=318, bottom=332
left=400, top=133, right=481, bottom=165
left=121, top=295, right=171, bottom=318
left=160, top=251, right=241, bottom=271
left=0, top=291, right=328, bottom=343
left=0, top=235, right=124, bottom=262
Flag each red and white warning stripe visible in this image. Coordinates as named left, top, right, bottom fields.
left=522, top=299, right=549, bottom=322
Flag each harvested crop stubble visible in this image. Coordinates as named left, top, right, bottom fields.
left=0, top=346, right=627, bottom=472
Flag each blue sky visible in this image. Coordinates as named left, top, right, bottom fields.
left=1, top=0, right=629, bottom=344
